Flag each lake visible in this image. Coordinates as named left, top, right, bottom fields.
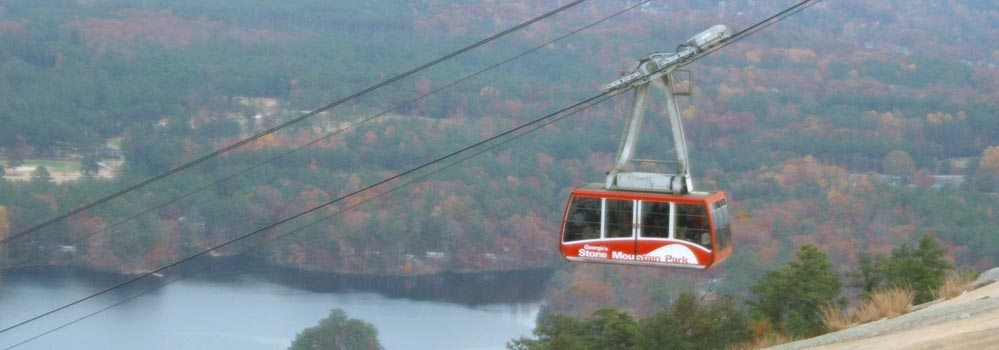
left=0, top=264, right=549, bottom=350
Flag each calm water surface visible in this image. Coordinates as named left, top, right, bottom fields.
left=0, top=266, right=547, bottom=350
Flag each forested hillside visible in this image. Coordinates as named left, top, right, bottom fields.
left=1, top=0, right=997, bottom=322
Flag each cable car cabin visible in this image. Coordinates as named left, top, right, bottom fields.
left=559, top=184, right=732, bottom=270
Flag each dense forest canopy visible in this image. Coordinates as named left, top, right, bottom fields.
left=0, top=0, right=997, bottom=324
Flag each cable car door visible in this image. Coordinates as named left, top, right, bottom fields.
left=602, top=198, right=637, bottom=263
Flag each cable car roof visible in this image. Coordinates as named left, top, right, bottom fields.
left=570, top=183, right=724, bottom=203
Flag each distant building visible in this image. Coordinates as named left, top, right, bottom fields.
left=931, top=175, right=965, bottom=190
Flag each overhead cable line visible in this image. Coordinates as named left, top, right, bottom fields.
left=0, top=88, right=620, bottom=344
left=3, top=0, right=652, bottom=271
left=0, top=0, right=591, bottom=248
left=3, top=0, right=820, bottom=343
left=1, top=0, right=659, bottom=335
left=3, top=84, right=626, bottom=350
left=681, top=0, right=822, bottom=65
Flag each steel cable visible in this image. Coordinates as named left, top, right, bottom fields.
left=1, top=0, right=821, bottom=345
left=0, top=0, right=591, bottom=248
left=3, top=0, right=652, bottom=271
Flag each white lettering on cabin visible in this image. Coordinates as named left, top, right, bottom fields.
left=612, top=251, right=634, bottom=260
left=663, top=255, right=691, bottom=264
left=612, top=250, right=693, bottom=265
left=578, top=248, right=608, bottom=258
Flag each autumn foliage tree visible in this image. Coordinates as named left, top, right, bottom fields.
left=974, top=145, right=999, bottom=192
left=882, top=150, right=916, bottom=178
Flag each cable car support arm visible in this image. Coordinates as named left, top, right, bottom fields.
left=601, top=25, right=734, bottom=195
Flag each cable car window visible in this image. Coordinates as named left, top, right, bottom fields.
left=563, top=197, right=601, bottom=242
left=712, top=200, right=731, bottom=250
left=677, top=203, right=710, bottom=249
left=641, top=201, right=670, bottom=238
left=605, top=199, right=633, bottom=238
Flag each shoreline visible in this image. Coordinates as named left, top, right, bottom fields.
left=2, top=256, right=554, bottom=306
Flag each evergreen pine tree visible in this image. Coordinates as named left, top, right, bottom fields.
left=883, top=234, right=953, bottom=303
left=289, top=309, right=383, bottom=350
left=750, top=245, right=844, bottom=337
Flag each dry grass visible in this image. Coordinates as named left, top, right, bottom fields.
left=738, top=319, right=800, bottom=350
left=854, top=287, right=915, bottom=323
left=739, top=332, right=800, bottom=350
left=820, top=304, right=854, bottom=332
left=819, top=287, right=916, bottom=333
left=936, top=269, right=979, bottom=300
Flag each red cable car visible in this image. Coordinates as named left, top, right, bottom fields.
left=558, top=25, right=735, bottom=270
left=560, top=184, right=732, bottom=270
